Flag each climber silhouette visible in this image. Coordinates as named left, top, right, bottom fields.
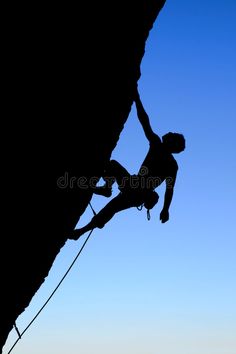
left=69, top=86, right=185, bottom=240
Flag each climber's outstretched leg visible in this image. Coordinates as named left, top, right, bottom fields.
left=69, top=191, right=141, bottom=240
left=93, top=159, right=131, bottom=197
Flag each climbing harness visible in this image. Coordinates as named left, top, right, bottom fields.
left=6, top=204, right=96, bottom=354
left=136, top=190, right=159, bottom=221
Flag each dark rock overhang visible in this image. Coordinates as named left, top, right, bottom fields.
left=1, top=1, right=166, bottom=351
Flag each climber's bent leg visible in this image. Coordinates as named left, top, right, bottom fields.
left=105, top=160, right=130, bottom=188
left=94, top=160, right=131, bottom=197
left=69, top=192, right=137, bottom=240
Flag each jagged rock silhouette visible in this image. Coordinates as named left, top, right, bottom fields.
left=1, top=1, right=166, bottom=351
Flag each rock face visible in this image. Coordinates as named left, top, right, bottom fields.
left=1, top=1, right=166, bottom=351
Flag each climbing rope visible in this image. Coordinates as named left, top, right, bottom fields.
left=6, top=226, right=94, bottom=354
left=13, top=323, right=21, bottom=339
left=6, top=200, right=152, bottom=353
left=89, top=201, right=97, bottom=216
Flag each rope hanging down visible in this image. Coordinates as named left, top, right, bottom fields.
left=7, top=228, right=94, bottom=354
left=6, top=200, right=149, bottom=353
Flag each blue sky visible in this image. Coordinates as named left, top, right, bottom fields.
left=4, top=1, right=236, bottom=353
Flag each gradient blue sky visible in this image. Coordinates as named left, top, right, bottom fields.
left=4, top=1, right=236, bottom=353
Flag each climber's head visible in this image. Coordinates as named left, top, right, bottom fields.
left=162, top=132, right=186, bottom=153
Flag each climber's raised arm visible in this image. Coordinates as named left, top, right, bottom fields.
left=134, top=87, right=159, bottom=142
